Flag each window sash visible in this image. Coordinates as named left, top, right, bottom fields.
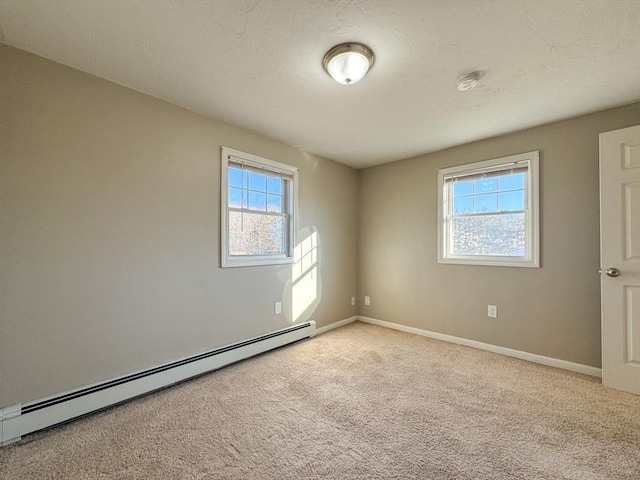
left=227, top=218, right=288, bottom=256
left=227, top=173, right=290, bottom=213
left=446, top=168, right=529, bottom=217
left=227, top=210, right=289, bottom=258
left=446, top=210, right=530, bottom=258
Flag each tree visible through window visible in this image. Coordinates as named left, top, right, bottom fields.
left=438, top=151, right=539, bottom=267
left=221, top=147, right=297, bottom=268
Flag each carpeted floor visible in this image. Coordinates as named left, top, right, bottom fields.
left=1, top=321, right=639, bottom=479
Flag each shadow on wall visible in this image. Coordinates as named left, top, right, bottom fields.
left=283, top=227, right=321, bottom=323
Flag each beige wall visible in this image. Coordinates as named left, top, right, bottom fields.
left=0, top=44, right=358, bottom=407
left=358, top=103, right=640, bottom=368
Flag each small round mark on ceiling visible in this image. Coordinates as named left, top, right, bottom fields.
left=457, top=72, right=481, bottom=91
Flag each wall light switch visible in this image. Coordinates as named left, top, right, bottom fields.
left=364, top=296, right=370, bottom=306
left=488, top=305, right=498, bottom=318
left=275, top=302, right=282, bottom=315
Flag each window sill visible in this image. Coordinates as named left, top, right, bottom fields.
left=438, top=256, right=539, bottom=268
left=221, top=255, right=294, bottom=268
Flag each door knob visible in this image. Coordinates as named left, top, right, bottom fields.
left=605, top=267, right=620, bottom=277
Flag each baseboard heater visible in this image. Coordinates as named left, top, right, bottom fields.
left=0, top=321, right=316, bottom=446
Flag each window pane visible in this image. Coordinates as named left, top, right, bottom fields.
left=474, top=193, right=498, bottom=212
left=474, top=177, right=498, bottom=193
left=453, top=180, right=473, bottom=196
left=267, top=177, right=282, bottom=194
left=248, top=172, right=266, bottom=192
left=248, top=191, right=266, bottom=211
left=267, top=194, right=282, bottom=213
left=453, top=196, right=473, bottom=214
left=499, top=172, right=525, bottom=191
left=228, top=187, right=244, bottom=208
left=452, top=213, right=526, bottom=256
left=228, top=211, right=284, bottom=255
left=499, top=190, right=524, bottom=211
left=228, top=167, right=243, bottom=188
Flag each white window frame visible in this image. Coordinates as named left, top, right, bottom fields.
left=221, top=146, right=298, bottom=268
left=438, top=151, right=540, bottom=268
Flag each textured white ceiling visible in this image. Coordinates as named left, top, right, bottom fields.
left=1, top=0, right=639, bottom=168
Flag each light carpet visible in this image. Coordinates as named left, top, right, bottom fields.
left=1, top=321, right=639, bottom=479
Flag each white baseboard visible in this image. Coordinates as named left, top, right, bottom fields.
left=315, top=316, right=358, bottom=335
left=358, top=316, right=602, bottom=378
left=0, top=321, right=316, bottom=446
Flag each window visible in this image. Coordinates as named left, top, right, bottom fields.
left=438, top=151, right=539, bottom=267
left=221, top=147, right=297, bottom=268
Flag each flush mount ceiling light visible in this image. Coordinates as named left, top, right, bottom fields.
left=323, top=43, right=375, bottom=85
left=457, top=72, right=480, bottom=91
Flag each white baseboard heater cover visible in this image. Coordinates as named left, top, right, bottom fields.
left=0, top=321, right=316, bottom=446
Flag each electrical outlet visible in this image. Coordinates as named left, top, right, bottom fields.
left=275, top=302, right=282, bottom=315
left=488, top=305, right=497, bottom=318
left=351, top=296, right=356, bottom=306
left=364, top=296, right=370, bottom=306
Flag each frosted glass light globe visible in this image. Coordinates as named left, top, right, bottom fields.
left=323, top=44, right=375, bottom=86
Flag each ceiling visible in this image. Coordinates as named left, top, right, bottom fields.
left=1, top=0, right=639, bottom=169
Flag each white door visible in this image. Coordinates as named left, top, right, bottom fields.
left=600, top=125, right=640, bottom=394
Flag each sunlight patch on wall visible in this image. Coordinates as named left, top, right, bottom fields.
left=292, top=230, right=319, bottom=322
